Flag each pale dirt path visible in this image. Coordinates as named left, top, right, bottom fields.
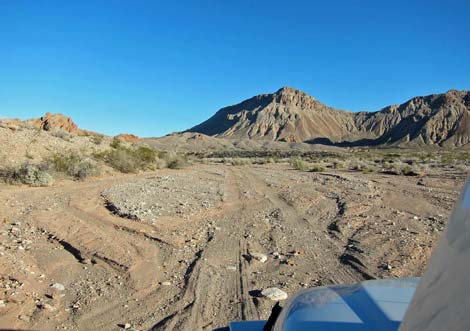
left=0, top=164, right=461, bottom=331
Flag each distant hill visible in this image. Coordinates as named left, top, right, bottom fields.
left=188, top=87, right=470, bottom=147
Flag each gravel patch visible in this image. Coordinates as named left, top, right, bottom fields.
left=102, top=174, right=224, bottom=222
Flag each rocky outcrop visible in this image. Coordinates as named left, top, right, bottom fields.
left=188, top=87, right=470, bottom=147
left=115, top=134, right=140, bottom=142
left=26, top=113, right=80, bottom=134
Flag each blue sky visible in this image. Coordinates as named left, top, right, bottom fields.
left=1, top=1, right=469, bottom=137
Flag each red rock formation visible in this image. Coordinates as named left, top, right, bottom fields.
left=115, top=134, right=140, bottom=142
left=26, top=113, right=80, bottom=134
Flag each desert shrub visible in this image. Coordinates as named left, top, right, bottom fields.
left=48, top=151, right=82, bottom=175
left=97, top=144, right=165, bottom=173
left=331, top=160, right=344, bottom=169
left=347, top=160, right=377, bottom=173
left=75, top=160, right=101, bottom=180
left=310, top=164, right=325, bottom=172
left=382, top=162, right=420, bottom=176
left=47, top=151, right=101, bottom=179
left=361, top=166, right=375, bottom=173
left=97, top=147, right=140, bottom=173
left=382, top=164, right=400, bottom=175
left=91, top=135, right=105, bottom=145
left=439, top=152, right=470, bottom=166
left=231, top=158, right=251, bottom=166
left=135, top=146, right=157, bottom=164
left=253, top=157, right=277, bottom=164
left=0, top=163, right=54, bottom=187
left=290, top=157, right=308, bottom=171
left=348, top=161, right=364, bottom=171
left=401, top=164, right=419, bottom=176
left=50, top=129, right=72, bottom=141
left=165, top=153, right=188, bottom=169
left=454, top=163, right=470, bottom=174
left=110, top=137, right=122, bottom=149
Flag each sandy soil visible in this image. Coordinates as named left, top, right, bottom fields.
left=0, top=163, right=464, bottom=331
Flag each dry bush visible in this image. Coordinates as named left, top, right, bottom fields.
left=95, top=143, right=164, bottom=173
left=91, top=135, right=105, bottom=145
left=50, top=129, right=72, bottom=141
left=0, top=163, right=54, bottom=187
left=310, top=163, right=325, bottom=172
left=381, top=161, right=422, bottom=176
left=290, top=157, right=308, bottom=171
left=46, top=151, right=101, bottom=179
left=331, top=160, right=344, bottom=169
left=231, top=158, right=251, bottom=166
left=164, top=152, right=188, bottom=169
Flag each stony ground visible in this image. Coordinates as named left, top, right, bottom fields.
left=0, top=163, right=464, bottom=331
left=0, top=123, right=111, bottom=168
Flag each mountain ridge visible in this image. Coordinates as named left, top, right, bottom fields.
left=188, top=87, right=470, bottom=147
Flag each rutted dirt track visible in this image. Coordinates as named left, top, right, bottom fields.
left=0, top=164, right=463, bottom=330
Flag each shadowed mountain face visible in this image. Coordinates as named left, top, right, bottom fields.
left=188, top=87, right=470, bottom=147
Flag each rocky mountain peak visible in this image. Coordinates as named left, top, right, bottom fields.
left=189, top=87, right=470, bottom=147
left=273, top=86, right=317, bottom=105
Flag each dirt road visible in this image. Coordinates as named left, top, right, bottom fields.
left=0, top=164, right=463, bottom=330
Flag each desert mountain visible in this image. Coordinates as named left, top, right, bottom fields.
left=353, top=90, right=470, bottom=147
left=188, top=87, right=470, bottom=147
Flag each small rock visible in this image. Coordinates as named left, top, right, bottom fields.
left=51, top=283, right=65, bottom=291
left=19, top=314, right=31, bottom=322
left=250, top=252, right=268, bottom=263
left=161, top=281, right=171, bottom=286
left=226, top=266, right=237, bottom=271
left=382, top=263, right=393, bottom=271
left=38, top=303, right=56, bottom=312
left=80, top=258, right=92, bottom=265
left=123, top=323, right=131, bottom=329
left=261, top=287, right=288, bottom=301
left=0, top=300, right=5, bottom=308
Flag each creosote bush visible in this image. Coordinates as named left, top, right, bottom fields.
left=164, top=152, right=188, bottom=169
left=310, top=163, right=325, bottom=172
left=46, top=151, right=101, bottom=180
left=290, top=157, right=308, bottom=171
left=95, top=142, right=181, bottom=173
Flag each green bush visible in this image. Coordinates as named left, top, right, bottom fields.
left=291, top=157, right=308, bottom=171
left=310, top=164, right=325, bottom=172
left=135, top=146, right=157, bottom=164
left=96, top=144, right=163, bottom=173
left=48, top=151, right=82, bottom=175
left=47, top=151, right=101, bottom=179
left=98, top=147, right=140, bottom=173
